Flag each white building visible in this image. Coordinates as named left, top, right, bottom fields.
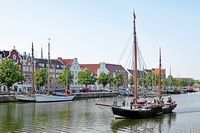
left=58, top=58, right=81, bottom=89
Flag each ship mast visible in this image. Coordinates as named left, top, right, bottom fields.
left=48, top=39, right=51, bottom=94
left=32, top=42, right=35, bottom=94
left=158, top=48, right=162, bottom=100
left=133, top=11, right=138, bottom=103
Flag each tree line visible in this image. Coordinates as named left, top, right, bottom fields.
left=128, top=72, right=195, bottom=89
left=0, top=59, right=196, bottom=94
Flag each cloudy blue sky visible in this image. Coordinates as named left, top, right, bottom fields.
left=0, top=0, right=200, bottom=79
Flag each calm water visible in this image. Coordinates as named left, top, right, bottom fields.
left=0, top=93, right=200, bottom=133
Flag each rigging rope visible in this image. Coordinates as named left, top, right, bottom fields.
left=117, top=32, right=148, bottom=73
left=97, top=106, right=113, bottom=115
left=117, top=32, right=132, bottom=64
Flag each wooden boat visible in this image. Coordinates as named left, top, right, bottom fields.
left=111, top=12, right=162, bottom=119
left=35, top=39, right=75, bottom=102
left=162, top=103, right=177, bottom=114
left=16, top=43, right=36, bottom=102
left=112, top=105, right=162, bottom=119
left=157, top=48, right=177, bottom=114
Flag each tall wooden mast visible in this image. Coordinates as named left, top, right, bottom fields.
left=48, top=39, right=51, bottom=94
left=158, top=48, right=162, bottom=100
left=32, top=42, right=35, bottom=94
left=133, top=11, right=138, bottom=103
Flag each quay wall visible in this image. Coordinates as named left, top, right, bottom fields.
left=0, top=95, right=16, bottom=102
left=75, top=92, right=119, bottom=99
left=0, top=92, right=119, bottom=102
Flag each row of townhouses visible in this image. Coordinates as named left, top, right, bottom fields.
left=0, top=47, right=166, bottom=92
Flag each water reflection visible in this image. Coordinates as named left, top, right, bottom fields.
left=111, top=113, right=176, bottom=133
left=1, top=93, right=200, bottom=133
left=0, top=103, right=24, bottom=132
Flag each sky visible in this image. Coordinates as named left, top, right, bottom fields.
left=0, top=0, right=200, bottom=79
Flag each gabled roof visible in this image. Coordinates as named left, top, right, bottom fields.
left=105, top=64, right=127, bottom=73
left=58, top=58, right=73, bottom=68
left=80, top=64, right=100, bottom=75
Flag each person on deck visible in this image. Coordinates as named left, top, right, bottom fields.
left=167, top=96, right=172, bottom=103
left=122, top=100, right=125, bottom=106
left=130, top=101, right=133, bottom=109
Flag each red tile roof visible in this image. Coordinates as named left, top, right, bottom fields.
left=80, top=64, right=100, bottom=74
left=58, top=58, right=73, bottom=68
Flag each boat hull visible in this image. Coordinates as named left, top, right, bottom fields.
left=35, top=94, right=75, bottom=102
left=112, top=106, right=162, bottom=119
left=15, top=95, right=36, bottom=102
left=162, top=104, right=177, bottom=114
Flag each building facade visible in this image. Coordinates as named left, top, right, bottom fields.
left=80, top=62, right=128, bottom=89
left=58, top=58, right=81, bottom=89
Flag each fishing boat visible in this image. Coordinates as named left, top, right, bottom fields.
left=15, top=43, right=36, bottom=102
left=111, top=12, right=163, bottom=119
left=35, top=39, right=75, bottom=102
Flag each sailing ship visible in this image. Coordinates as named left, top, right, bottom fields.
left=111, top=12, right=163, bottom=119
left=35, top=39, right=75, bottom=102
left=158, top=48, right=177, bottom=114
left=15, top=43, right=36, bottom=102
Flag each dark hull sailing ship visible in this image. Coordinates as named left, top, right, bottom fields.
left=112, top=106, right=162, bottom=119
left=111, top=12, right=177, bottom=119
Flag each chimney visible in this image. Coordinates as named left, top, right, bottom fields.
left=58, top=57, right=62, bottom=61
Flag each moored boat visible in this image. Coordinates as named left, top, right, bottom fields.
left=35, top=39, right=75, bottom=102
left=15, top=43, right=36, bottom=102
left=35, top=94, right=75, bottom=102
left=15, top=94, right=35, bottom=102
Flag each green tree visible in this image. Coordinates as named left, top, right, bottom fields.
left=0, top=59, right=24, bottom=94
left=143, top=72, right=158, bottom=88
left=35, top=68, right=48, bottom=89
left=97, top=72, right=111, bottom=88
left=78, top=69, right=96, bottom=87
left=128, top=76, right=133, bottom=87
left=112, top=73, right=124, bottom=89
left=57, top=68, right=74, bottom=91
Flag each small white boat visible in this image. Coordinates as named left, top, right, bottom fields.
left=35, top=94, right=75, bottom=102
left=15, top=94, right=36, bottom=102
